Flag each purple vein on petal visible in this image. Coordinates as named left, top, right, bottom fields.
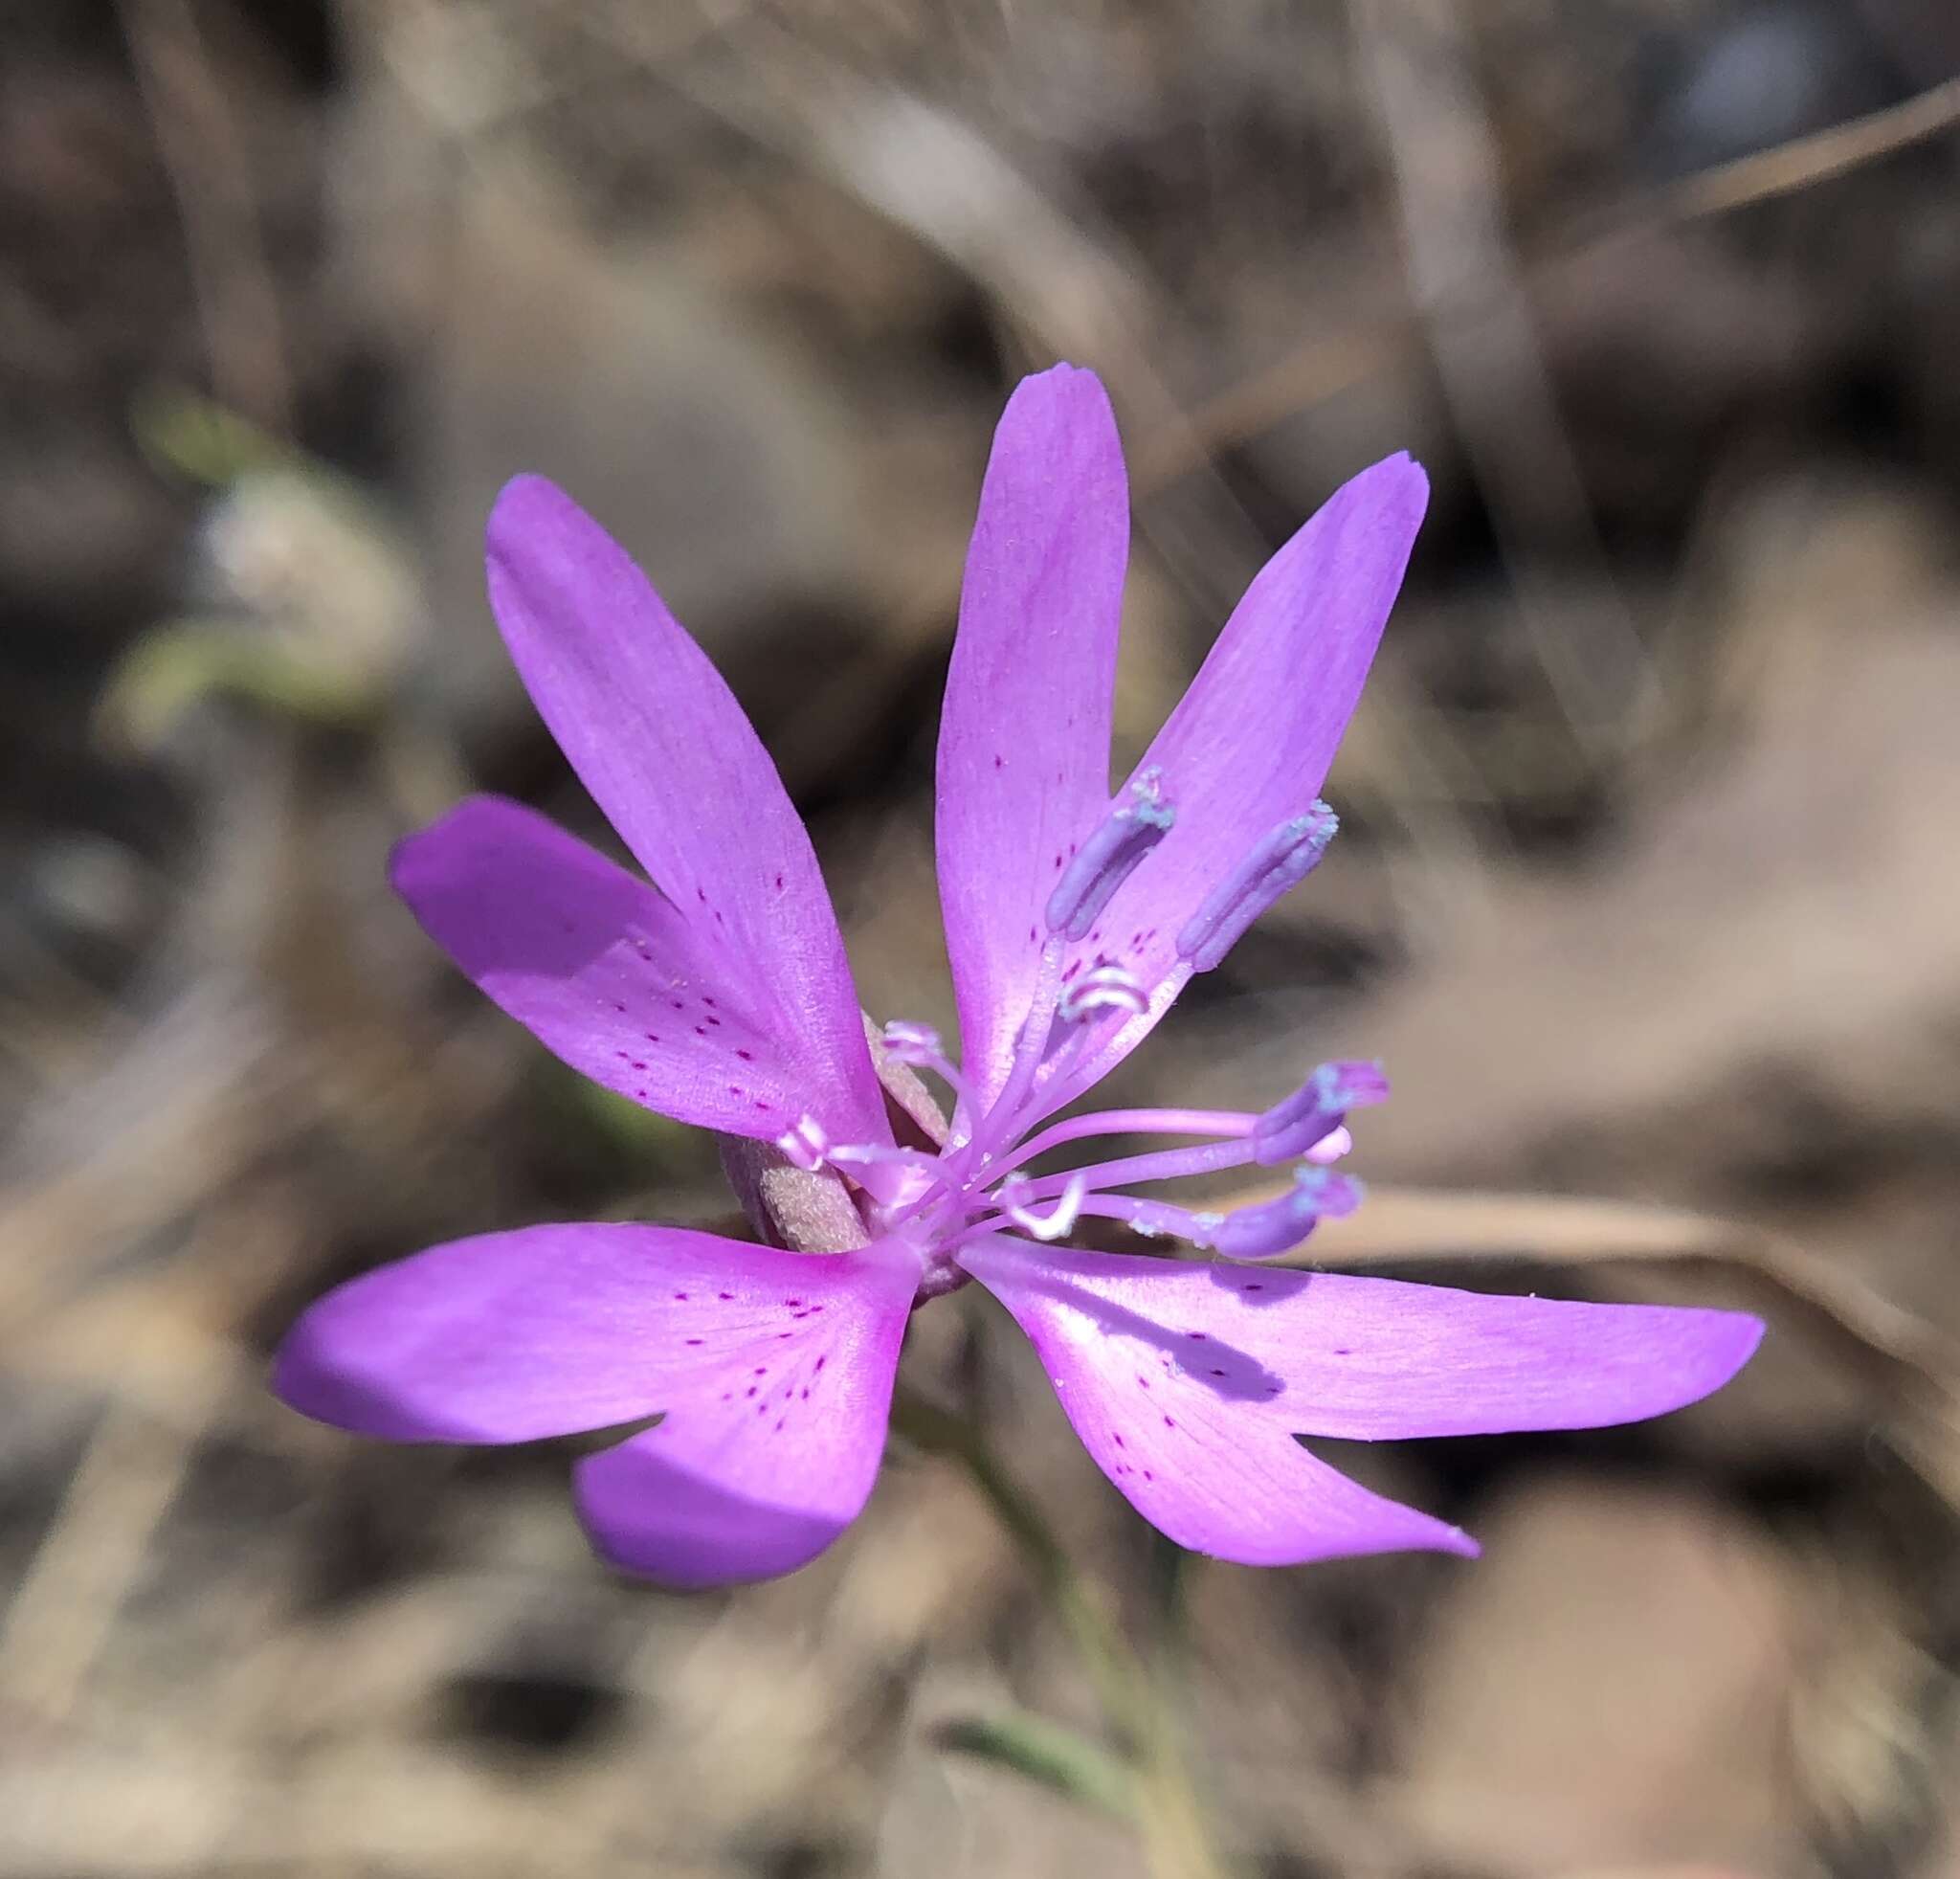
left=392, top=795, right=839, bottom=1138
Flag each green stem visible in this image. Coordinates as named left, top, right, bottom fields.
left=891, top=1385, right=1234, bottom=1879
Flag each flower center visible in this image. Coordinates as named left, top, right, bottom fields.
left=771, top=784, right=1369, bottom=1282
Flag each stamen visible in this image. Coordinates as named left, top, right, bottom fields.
left=1174, top=802, right=1338, bottom=973
left=825, top=1142, right=945, bottom=1177
left=825, top=1140, right=947, bottom=1208
left=1080, top=1195, right=1225, bottom=1242
left=1013, top=1136, right=1254, bottom=1202
left=1059, top=963, right=1148, bottom=1022
left=979, top=937, right=1070, bottom=1156
left=774, top=1114, right=829, bottom=1173
left=1210, top=1166, right=1364, bottom=1261
left=1252, top=1060, right=1389, bottom=1166
left=953, top=1192, right=1222, bottom=1251
left=1045, top=770, right=1175, bottom=941
left=991, top=1107, right=1258, bottom=1183
left=880, top=1020, right=943, bottom=1063
left=775, top=1113, right=948, bottom=1211
left=995, top=1172, right=1087, bottom=1241
left=880, top=1019, right=976, bottom=1142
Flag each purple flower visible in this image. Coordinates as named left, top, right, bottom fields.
left=274, top=366, right=1762, bottom=1588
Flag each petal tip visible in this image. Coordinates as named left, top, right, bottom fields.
left=1709, top=1309, right=1768, bottom=1383
left=268, top=1309, right=402, bottom=1441
left=572, top=1445, right=859, bottom=1591
left=1004, top=360, right=1116, bottom=427
left=1360, top=448, right=1430, bottom=518
left=1440, top=1523, right=1481, bottom=1560
left=488, top=471, right=568, bottom=532
left=386, top=793, right=531, bottom=904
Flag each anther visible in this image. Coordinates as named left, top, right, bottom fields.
left=1174, top=802, right=1338, bottom=973
left=1058, top=963, right=1149, bottom=1022
left=1253, top=1060, right=1389, bottom=1166
left=880, top=1020, right=943, bottom=1065
left=774, top=1114, right=829, bottom=1172
left=996, top=1172, right=1088, bottom=1241
left=1045, top=770, right=1175, bottom=941
left=1210, top=1166, right=1364, bottom=1261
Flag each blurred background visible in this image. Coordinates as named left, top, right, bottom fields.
left=5, top=2, right=1960, bottom=1873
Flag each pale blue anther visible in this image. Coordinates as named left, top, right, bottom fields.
left=1044, top=770, right=1176, bottom=942
left=1174, top=802, right=1338, bottom=973
left=1252, top=1060, right=1390, bottom=1166
left=1210, top=1165, right=1364, bottom=1261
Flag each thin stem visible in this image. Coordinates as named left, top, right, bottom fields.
left=891, top=1386, right=1235, bottom=1879
left=890, top=1387, right=1134, bottom=1722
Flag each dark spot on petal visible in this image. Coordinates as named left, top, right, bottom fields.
left=774, top=873, right=785, bottom=890
left=813, top=1355, right=826, bottom=1372
left=1332, top=1347, right=1352, bottom=1356
left=1164, top=1415, right=1175, bottom=1428
left=800, top=1388, right=811, bottom=1399
left=728, top=1085, right=744, bottom=1096
left=1142, top=1469, right=1155, bottom=1482
left=1187, top=1331, right=1208, bottom=1341
left=736, top=1048, right=755, bottom=1062
left=1112, top=1433, right=1125, bottom=1449
left=696, top=886, right=707, bottom=903
left=746, top=1386, right=758, bottom=1398
left=1210, top=1368, right=1226, bottom=1377
left=674, top=1292, right=689, bottom=1301
left=686, top=1338, right=704, bottom=1347
left=783, top=1299, right=802, bottom=1308
left=993, top=754, right=1004, bottom=769
left=753, top=1368, right=768, bottom=1376
left=719, top=1292, right=734, bottom=1301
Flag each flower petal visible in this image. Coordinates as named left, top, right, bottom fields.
left=393, top=795, right=845, bottom=1138
left=486, top=476, right=886, bottom=1144
left=1042, top=457, right=1428, bottom=1102
left=274, top=1223, right=916, bottom=1460
left=959, top=1235, right=1474, bottom=1565
left=936, top=365, right=1127, bottom=1105
left=957, top=1238, right=1763, bottom=1442
left=571, top=1242, right=918, bottom=1587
